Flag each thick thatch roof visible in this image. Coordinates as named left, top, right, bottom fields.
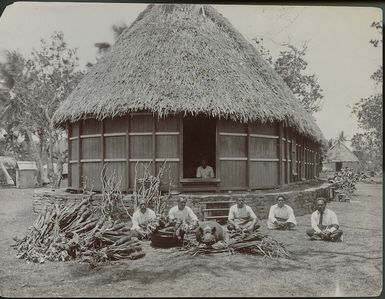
left=53, top=4, right=324, bottom=143
left=325, top=141, right=360, bottom=163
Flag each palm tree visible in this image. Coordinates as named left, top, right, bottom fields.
left=87, top=23, right=128, bottom=68
left=338, top=131, right=348, bottom=143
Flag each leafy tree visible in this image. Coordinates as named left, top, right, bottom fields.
left=0, top=32, right=84, bottom=184
left=369, top=21, right=382, bottom=48
left=351, top=132, right=381, bottom=171
left=252, top=37, right=273, bottom=65
left=351, top=21, right=383, bottom=170
left=253, top=38, right=323, bottom=114
left=29, top=31, right=84, bottom=182
left=0, top=50, right=44, bottom=176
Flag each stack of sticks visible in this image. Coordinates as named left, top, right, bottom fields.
left=133, top=161, right=172, bottom=216
left=12, top=194, right=145, bottom=265
left=184, top=231, right=291, bottom=258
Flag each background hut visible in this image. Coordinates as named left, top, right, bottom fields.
left=15, top=161, right=38, bottom=188
left=323, top=140, right=360, bottom=171
left=53, top=4, right=325, bottom=193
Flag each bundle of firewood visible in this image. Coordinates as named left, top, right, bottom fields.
left=12, top=195, right=145, bottom=265
left=184, top=231, right=290, bottom=258
left=226, top=231, right=290, bottom=258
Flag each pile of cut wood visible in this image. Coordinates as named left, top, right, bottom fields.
left=12, top=195, right=144, bottom=265
left=184, top=231, right=290, bottom=258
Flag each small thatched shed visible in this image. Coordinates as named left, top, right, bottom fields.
left=53, top=4, right=325, bottom=192
left=323, top=141, right=360, bottom=171
left=15, top=161, right=38, bottom=188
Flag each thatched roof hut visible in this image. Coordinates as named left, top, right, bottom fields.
left=54, top=4, right=325, bottom=192
left=54, top=4, right=323, bottom=142
left=323, top=141, right=360, bottom=171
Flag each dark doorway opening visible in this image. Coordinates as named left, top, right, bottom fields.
left=183, top=116, right=216, bottom=178
left=336, top=162, right=342, bottom=172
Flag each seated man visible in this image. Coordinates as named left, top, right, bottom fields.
left=196, top=159, right=214, bottom=179
left=168, top=198, right=199, bottom=238
left=306, top=197, right=343, bottom=242
left=228, top=198, right=259, bottom=233
left=267, top=195, right=297, bottom=230
left=131, top=199, right=157, bottom=239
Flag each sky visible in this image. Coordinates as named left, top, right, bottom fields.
left=0, top=2, right=382, bottom=146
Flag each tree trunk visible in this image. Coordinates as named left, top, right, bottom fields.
left=0, top=162, right=14, bottom=185
left=55, top=151, right=65, bottom=189
left=25, top=130, right=45, bottom=186
left=38, top=131, right=50, bottom=185
left=45, top=109, right=55, bottom=185
left=47, top=127, right=55, bottom=183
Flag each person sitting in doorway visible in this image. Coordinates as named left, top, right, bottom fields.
left=196, top=159, right=214, bottom=179
left=227, top=198, right=260, bottom=233
left=306, top=197, right=343, bottom=242
left=131, top=199, right=157, bottom=239
left=267, top=195, right=297, bottom=230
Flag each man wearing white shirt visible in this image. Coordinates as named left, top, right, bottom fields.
left=131, top=199, right=157, bottom=239
left=196, top=159, right=214, bottom=179
left=168, top=198, right=199, bottom=227
left=228, top=198, right=259, bottom=232
left=267, top=195, right=297, bottom=230
left=306, top=197, right=343, bottom=242
left=168, top=198, right=199, bottom=239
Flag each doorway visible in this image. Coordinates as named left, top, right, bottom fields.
left=183, top=116, right=216, bottom=178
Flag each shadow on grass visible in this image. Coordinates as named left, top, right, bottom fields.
left=295, top=249, right=382, bottom=260
left=68, top=258, right=229, bottom=285
left=341, top=225, right=382, bottom=232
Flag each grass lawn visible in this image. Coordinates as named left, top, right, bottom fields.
left=0, top=181, right=382, bottom=297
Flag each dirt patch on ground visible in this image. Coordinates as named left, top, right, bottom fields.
left=0, top=182, right=382, bottom=297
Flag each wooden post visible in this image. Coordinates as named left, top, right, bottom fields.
left=291, top=131, right=297, bottom=182
left=278, top=122, right=283, bottom=185
left=152, top=117, right=156, bottom=176
left=304, top=139, right=307, bottom=180
left=297, top=143, right=300, bottom=180
left=101, top=119, right=104, bottom=171
left=126, top=116, right=130, bottom=192
left=309, top=141, right=314, bottom=179
left=78, top=121, right=82, bottom=188
left=308, top=141, right=311, bottom=179
left=247, top=122, right=251, bottom=191
left=306, top=140, right=309, bottom=180
left=309, top=140, right=314, bottom=179
left=179, top=116, right=184, bottom=185
left=215, top=119, right=220, bottom=192
left=286, top=126, right=290, bottom=183
left=313, top=142, right=316, bottom=178
left=306, top=139, right=308, bottom=180
left=301, top=136, right=305, bottom=180
left=67, top=122, right=71, bottom=187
